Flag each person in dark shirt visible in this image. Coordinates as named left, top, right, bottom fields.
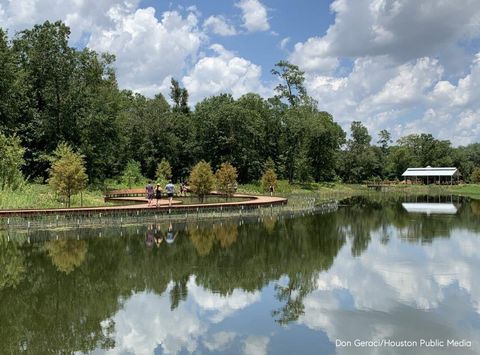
left=155, top=184, right=162, bottom=207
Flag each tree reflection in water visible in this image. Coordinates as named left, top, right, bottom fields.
left=0, top=194, right=479, bottom=353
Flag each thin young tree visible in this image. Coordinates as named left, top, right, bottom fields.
left=121, top=160, right=143, bottom=188
left=216, top=162, right=238, bottom=199
left=155, top=158, right=172, bottom=184
left=261, top=168, right=278, bottom=194
left=189, top=160, right=216, bottom=203
left=48, top=143, right=88, bottom=207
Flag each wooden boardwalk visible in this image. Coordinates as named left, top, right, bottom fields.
left=0, top=192, right=287, bottom=217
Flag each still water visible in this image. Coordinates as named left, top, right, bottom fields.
left=1, top=195, right=480, bottom=354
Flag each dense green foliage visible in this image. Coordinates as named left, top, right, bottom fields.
left=0, top=133, right=25, bottom=190
left=1, top=21, right=479, bottom=189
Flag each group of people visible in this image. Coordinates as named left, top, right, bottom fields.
left=146, top=181, right=188, bottom=207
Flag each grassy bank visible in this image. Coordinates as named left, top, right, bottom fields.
left=0, top=184, right=107, bottom=209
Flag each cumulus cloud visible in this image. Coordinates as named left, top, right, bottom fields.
left=203, top=331, right=237, bottom=352
left=279, top=37, right=290, bottom=50
left=0, top=0, right=140, bottom=43
left=183, top=44, right=270, bottom=104
left=203, top=15, right=237, bottom=36
left=103, top=290, right=204, bottom=355
left=243, top=335, right=270, bottom=355
left=235, top=0, right=270, bottom=32
left=88, top=7, right=203, bottom=97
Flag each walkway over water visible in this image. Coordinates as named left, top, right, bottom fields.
left=0, top=190, right=288, bottom=218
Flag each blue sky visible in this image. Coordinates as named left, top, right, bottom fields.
left=1, top=0, right=480, bottom=144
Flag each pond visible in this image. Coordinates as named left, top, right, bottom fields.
left=1, top=195, right=479, bottom=354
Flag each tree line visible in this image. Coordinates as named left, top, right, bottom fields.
left=1, top=21, right=480, bottom=191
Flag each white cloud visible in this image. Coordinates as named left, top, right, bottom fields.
left=279, top=37, right=290, bottom=50
left=203, top=331, right=237, bottom=352
left=88, top=7, right=203, bottom=97
left=243, top=335, right=270, bottom=355
left=188, top=276, right=261, bottom=323
left=290, top=37, right=339, bottom=74
left=103, top=290, right=204, bottom=355
left=0, top=0, right=140, bottom=43
left=203, top=15, right=237, bottom=36
left=235, top=0, right=270, bottom=32
left=183, top=44, right=270, bottom=104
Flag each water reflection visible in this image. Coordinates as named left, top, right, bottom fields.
left=0, top=195, right=479, bottom=354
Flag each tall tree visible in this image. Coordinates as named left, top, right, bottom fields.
left=339, top=122, right=379, bottom=183
left=170, top=78, right=189, bottom=114
left=0, top=28, right=20, bottom=133
left=271, top=60, right=307, bottom=106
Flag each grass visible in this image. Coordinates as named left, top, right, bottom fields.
left=0, top=184, right=109, bottom=209
left=448, top=184, right=480, bottom=199
left=238, top=180, right=367, bottom=195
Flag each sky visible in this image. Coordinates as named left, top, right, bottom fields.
left=1, top=0, right=480, bottom=144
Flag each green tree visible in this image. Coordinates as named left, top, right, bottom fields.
left=121, top=160, right=143, bottom=188
left=263, top=157, right=276, bottom=172
left=170, top=78, right=189, bottom=114
left=471, top=167, right=480, bottom=183
left=339, top=122, right=380, bottom=183
left=377, top=129, right=392, bottom=152
left=0, top=133, right=25, bottom=190
left=0, top=28, right=20, bottom=133
left=216, top=162, right=238, bottom=198
left=261, top=168, right=278, bottom=192
left=271, top=60, right=307, bottom=106
left=188, top=160, right=216, bottom=202
left=48, top=143, right=88, bottom=207
left=155, top=158, right=172, bottom=184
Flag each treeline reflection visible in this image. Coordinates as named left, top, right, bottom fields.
left=0, top=195, right=479, bottom=353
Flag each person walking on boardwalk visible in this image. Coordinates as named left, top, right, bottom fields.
left=146, top=181, right=154, bottom=206
left=269, top=184, right=275, bottom=197
left=155, top=184, right=162, bottom=207
left=165, top=180, right=175, bottom=207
